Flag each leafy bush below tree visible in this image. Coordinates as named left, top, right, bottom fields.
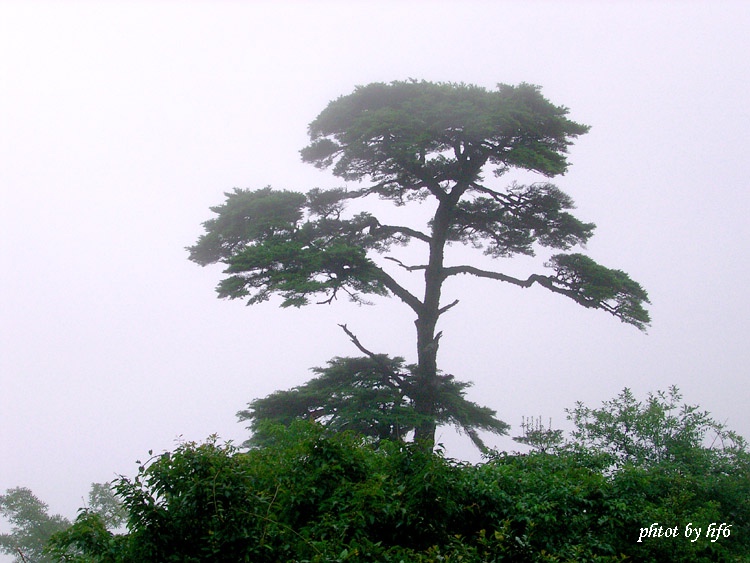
left=44, top=388, right=749, bottom=562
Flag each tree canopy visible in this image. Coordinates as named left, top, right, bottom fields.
left=188, top=80, right=650, bottom=447
left=0, top=487, right=69, bottom=563
left=0, top=483, right=123, bottom=563
left=240, top=353, right=509, bottom=451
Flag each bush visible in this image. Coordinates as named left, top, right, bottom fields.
left=47, top=390, right=750, bottom=562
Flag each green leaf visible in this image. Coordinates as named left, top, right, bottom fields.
left=547, top=253, right=651, bottom=330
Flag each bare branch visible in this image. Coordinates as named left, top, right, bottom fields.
left=375, top=224, right=432, bottom=243
left=339, top=180, right=391, bottom=200
left=339, top=323, right=380, bottom=359
left=442, top=264, right=595, bottom=306
left=315, top=288, right=338, bottom=305
left=423, top=331, right=443, bottom=355
left=373, top=267, right=424, bottom=315
left=442, top=264, right=644, bottom=326
left=338, top=324, right=404, bottom=387
left=438, top=299, right=460, bottom=316
left=384, top=256, right=428, bottom=272
left=442, top=264, right=535, bottom=286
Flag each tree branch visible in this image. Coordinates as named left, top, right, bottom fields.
left=338, top=324, right=380, bottom=359
left=468, top=181, right=509, bottom=201
left=403, top=163, right=448, bottom=201
left=423, top=331, right=443, bottom=355
left=438, top=299, right=460, bottom=316
left=375, top=224, right=432, bottom=243
left=442, top=263, right=649, bottom=328
left=442, top=265, right=594, bottom=306
left=338, top=324, right=404, bottom=387
left=468, top=181, right=525, bottom=208
left=373, top=267, right=424, bottom=315
left=339, top=180, right=391, bottom=200
left=442, top=264, right=532, bottom=285
left=315, top=285, right=339, bottom=305
left=384, top=256, right=428, bottom=272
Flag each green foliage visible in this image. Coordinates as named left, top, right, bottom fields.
left=189, top=79, right=651, bottom=448
left=44, top=484, right=127, bottom=563
left=46, top=389, right=750, bottom=562
left=547, top=254, right=651, bottom=331
left=447, top=182, right=596, bottom=258
left=188, top=81, right=641, bottom=320
left=0, top=484, right=124, bottom=563
left=84, top=484, right=126, bottom=532
left=239, top=355, right=509, bottom=450
left=188, top=187, right=388, bottom=308
left=301, top=81, right=590, bottom=182
left=0, top=487, right=70, bottom=563
left=45, top=511, right=124, bottom=563
left=567, top=386, right=747, bottom=470
left=564, top=387, right=750, bottom=562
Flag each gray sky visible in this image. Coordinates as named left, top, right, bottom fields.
left=2, top=0, right=749, bottom=531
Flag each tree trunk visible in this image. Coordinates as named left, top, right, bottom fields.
left=413, top=312, right=440, bottom=447
left=412, top=196, right=455, bottom=449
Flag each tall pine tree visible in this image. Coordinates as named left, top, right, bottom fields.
left=189, top=81, right=650, bottom=448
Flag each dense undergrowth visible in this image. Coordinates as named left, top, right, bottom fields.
left=46, top=396, right=750, bottom=563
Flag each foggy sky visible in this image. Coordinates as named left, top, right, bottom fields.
left=2, top=0, right=749, bottom=536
